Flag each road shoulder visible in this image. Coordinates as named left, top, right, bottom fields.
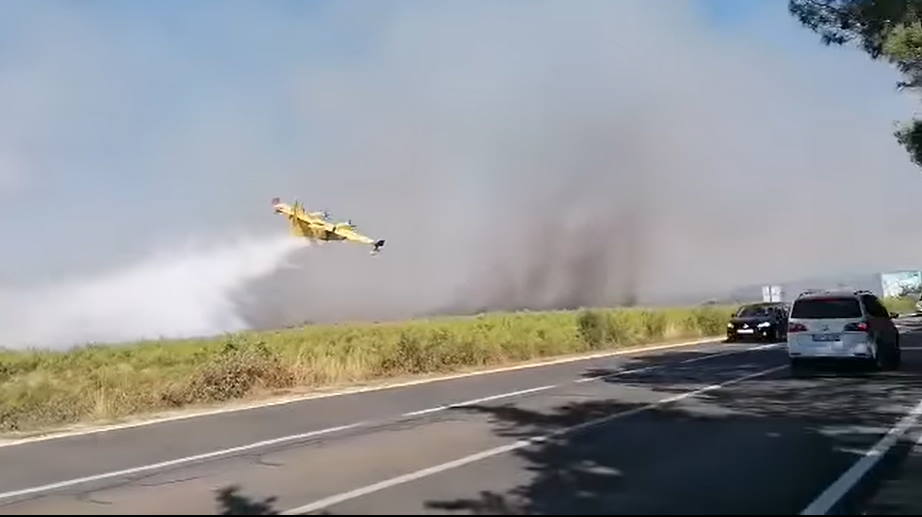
left=0, top=336, right=724, bottom=447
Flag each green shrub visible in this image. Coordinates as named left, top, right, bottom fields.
left=577, top=310, right=606, bottom=349
left=161, top=338, right=294, bottom=406
left=883, top=296, right=918, bottom=315
left=0, top=304, right=736, bottom=434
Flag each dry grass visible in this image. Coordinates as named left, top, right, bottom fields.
left=0, top=305, right=736, bottom=434
left=883, top=296, right=919, bottom=315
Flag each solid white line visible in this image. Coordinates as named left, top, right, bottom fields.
left=800, top=398, right=922, bottom=515
left=401, top=385, right=557, bottom=417
left=0, top=337, right=722, bottom=449
left=0, top=422, right=365, bottom=503
left=281, top=365, right=786, bottom=515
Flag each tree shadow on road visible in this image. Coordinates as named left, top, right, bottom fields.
left=210, top=340, right=922, bottom=515
left=422, top=346, right=922, bottom=515
left=216, top=485, right=279, bottom=515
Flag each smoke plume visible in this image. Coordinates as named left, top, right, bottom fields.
left=3, top=1, right=922, bottom=348
left=0, top=236, right=306, bottom=348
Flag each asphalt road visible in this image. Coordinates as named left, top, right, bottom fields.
left=1, top=330, right=921, bottom=515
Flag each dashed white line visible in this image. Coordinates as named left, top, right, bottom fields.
left=0, top=422, right=366, bottom=503
left=402, top=385, right=557, bottom=417
left=680, top=344, right=779, bottom=363
left=281, top=364, right=787, bottom=515
left=0, top=341, right=777, bottom=503
left=574, top=366, right=654, bottom=383
left=800, top=398, right=922, bottom=515
left=572, top=343, right=780, bottom=384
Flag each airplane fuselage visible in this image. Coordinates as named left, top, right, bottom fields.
left=272, top=198, right=384, bottom=254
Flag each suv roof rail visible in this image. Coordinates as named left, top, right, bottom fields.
left=797, top=288, right=873, bottom=298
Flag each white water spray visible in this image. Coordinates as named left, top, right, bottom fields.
left=0, top=235, right=307, bottom=349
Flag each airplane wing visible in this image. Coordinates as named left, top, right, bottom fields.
left=274, top=200, right=325, bottom=237
left=328, top=223, right=374, bottom=245
left=329, top=222, right=386, bottom=253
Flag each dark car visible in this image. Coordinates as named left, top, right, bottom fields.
left=726, top=302, right=788, bottom=342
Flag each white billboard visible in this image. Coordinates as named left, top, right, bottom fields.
left=762, top=285, right=782, bottom=302
left=880, top=271, right=922, bottom=298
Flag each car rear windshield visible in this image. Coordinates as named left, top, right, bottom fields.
left=791, top=298, right=862, bottom=319
left=737, top=305, right=773, bottom=317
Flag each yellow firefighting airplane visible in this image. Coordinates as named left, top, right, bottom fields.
left=272, top=197, right=385, bottom=254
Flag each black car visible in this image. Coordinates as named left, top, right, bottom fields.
left=726, top=302, right=788, bottom=342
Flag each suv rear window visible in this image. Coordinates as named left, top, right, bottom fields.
left=737, top=305, right=774, bottom=317
left=791, top=297, right=862, bottom=319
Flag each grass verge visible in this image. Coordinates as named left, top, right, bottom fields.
left=0, top=305, right=736, bottom=435
left=883, top=296, right=919, bottom=316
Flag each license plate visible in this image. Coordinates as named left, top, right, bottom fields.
left=813, top=333, right=841, bottom=342
left=737, top=329, right=754, bottom=334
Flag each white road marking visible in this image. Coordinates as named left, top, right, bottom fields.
left=405, top=342, right=778, bottom=407
left=0, top=423, right=366, bottom=503
left=573, top=365, right=655, bottom=383
left=0, top=341, right=777, bottom=503
left=800, top=398, right=922, bottom=515
left=0, top=337, right=723, bottom=448
left=572, top=343, right=780, bottom=384
left=281, top=365, right=786, bottom=515
left=401, top=385, right=557, bottom=417
left=681, top=344, right=780, bottom=363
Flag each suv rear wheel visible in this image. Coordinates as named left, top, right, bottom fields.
left=790, top=358, right=809, bottom=377
left=872, top=339, right=901, bottom=371
left=886, top=339, right=902, bottom=370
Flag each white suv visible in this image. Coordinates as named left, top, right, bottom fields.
left=787, top=290, right=901, bottom=372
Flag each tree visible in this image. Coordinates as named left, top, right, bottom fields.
left=789, top=0, right=922, bottom=166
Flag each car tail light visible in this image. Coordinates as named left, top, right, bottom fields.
left=844, top=321, right=869, bottom=332
left=788, top=322, right=807, bottom=332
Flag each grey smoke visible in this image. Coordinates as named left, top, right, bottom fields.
left=3, top=1, right=922, bottom=347
left=239, top=1, right=922, bottom=328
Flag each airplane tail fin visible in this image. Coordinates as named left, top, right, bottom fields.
left=372, top=239, right=385, bottom=254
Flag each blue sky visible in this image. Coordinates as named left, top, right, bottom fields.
left=1, top=0, right=921, bottom=304
left=695, top=0, right=771, bottom=26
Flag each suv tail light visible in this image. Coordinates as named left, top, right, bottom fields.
left=788, top=322, right=807, bottom=332
left=844, top=321, right=869, bottom=332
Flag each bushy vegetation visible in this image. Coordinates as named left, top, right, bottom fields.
left=0, top=305, right=736, bottom=434
left=883, top=296, right=919, bottom=316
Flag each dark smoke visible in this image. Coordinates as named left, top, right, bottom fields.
left=232, top=0, right=922, bottom=327
left=5, top=1, right=922, bottom=348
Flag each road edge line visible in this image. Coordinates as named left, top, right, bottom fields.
left=800, top=398, right=922, bottom=515
left=0, top=342, right=778, bottom=503
left=0, top=336, right=729, bottom=448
